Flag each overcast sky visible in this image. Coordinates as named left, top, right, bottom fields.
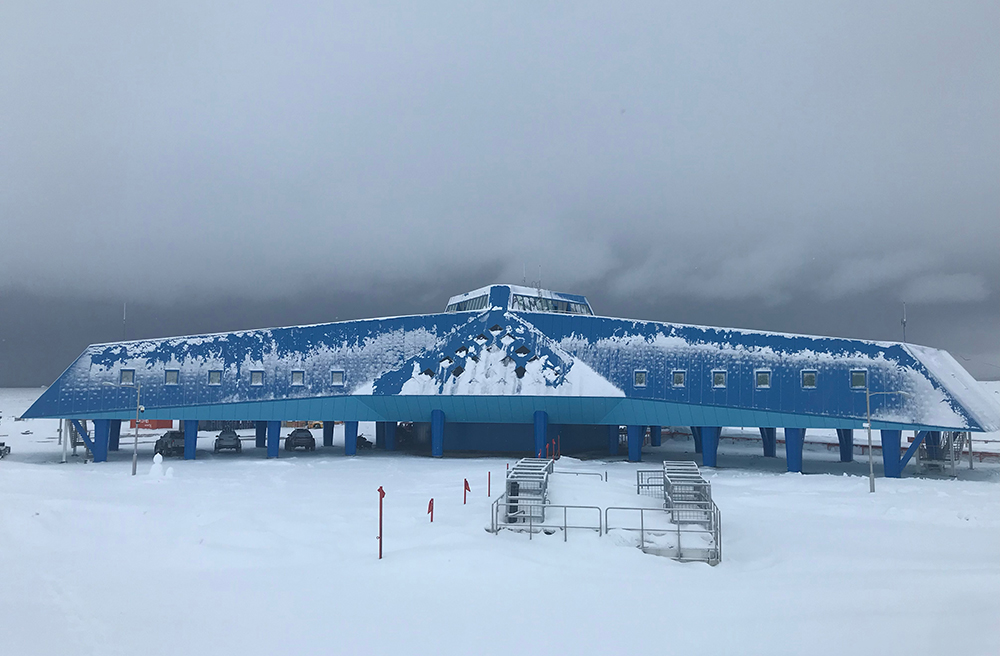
left=1, top=1, right=998, bottom=386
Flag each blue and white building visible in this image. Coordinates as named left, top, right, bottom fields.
left=23, top=284, right=999, bottom=476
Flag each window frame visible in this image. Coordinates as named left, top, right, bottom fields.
left=208, top=370, right=223, bottom=386
left=119, top=369, right=135, bottom=386
left=164, top=369, right=180, bottom=386
left=671, top=369, right=686, bottom=388
left=331, top=369, right=345, bottom=387
left=755, top=369, right=772, bottom=389
left=633, top=369, right=648, bottom=388
left=290, top=370, right=305, bottom=387
left=801, top=369, right=818, bottom=389
left=850, top=369, right=868, bottom=390
left=250, top=370, right=265, bottom=387
left=712, top=369, right=727, bottom=389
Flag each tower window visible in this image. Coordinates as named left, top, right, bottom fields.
left=712, top=370, right=727, bottom=388
left=801, top=370, right=817, bottom=389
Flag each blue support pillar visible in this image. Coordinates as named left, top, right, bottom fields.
left=699, top=426, right=721, bottom=467
left=92, top=419, right=110, bottom=463
left=836, top=429, right=854, bottom=462
left=690, top=426, right=703, bottom=454
left=266, top=420, right=281, bottom=459
left=759, top=427, right=777, bottom=458
left=375, top=422, right=386, bottom=449
left=322, top=421, right=334, bottom=447
left=430, top=410, right=445, bottom=458
left=608, top=425, right=619, bottom=455
left=385, top=422, right=397, bottom=451
left=627, top=425, right=642, bottom=462
left=108, top=420, right=122, bottom=451
left=183, top=420, right=198, bottom=460
left=784, top=428, right=805, bottom=473
left=344, top=421, right=358, bottom=456
left=534, top=411, right=548, bottom=458
left=650, top=425, right=662, bottom=447
left=881, top=429, right=902, bottom=478
left=255, top=421, right=267, bottom=448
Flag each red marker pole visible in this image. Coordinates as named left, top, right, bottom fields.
left=377, top=486, right=385, bottom=560
left=464, top=478, right=470, bottom=504
left=427, top=498, right=434, bottom=522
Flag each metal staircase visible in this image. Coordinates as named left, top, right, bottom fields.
left=504, top=458, right=554, bottom=524
left=917, top=431, right=972, bottom=476
left=629, top=461, right=722, bottom=565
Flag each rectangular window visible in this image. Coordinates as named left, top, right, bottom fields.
left=208, top=370, right=222, bottom=386
left=672, top=370, right=686, bottom=387
left=633, top=370, right=647, bottom=388
left=755, top=370, right=771, bottom=388
left=712, top=370, right=727, bottom=388
left=850, top=370, right=867, bottom=389
left=801, top=370, right=817, bottom=389
left=250, top=370, right=264, bottom=386
left=291, top=370, right=305, bottom=386
left=120, top=369, right=135, bottom=386
left=331, top=370, right=345, bottom=386
left=164, top=370, right=179, bottom=385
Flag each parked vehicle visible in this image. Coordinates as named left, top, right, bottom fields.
left=0, top=442, right=10, bottom=458
left=213, top=429, right=242, bottom=454
left=154, top=430, right=186, bottom=457
left=284, top=428, right=316, bottom=451
left=356, top=434, right=373, bottom=450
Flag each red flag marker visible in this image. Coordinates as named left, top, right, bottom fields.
left=464, top=478, right=471, bottom=504
left=377, top=486, right=385, bottom=560
left=427, top=498, right=434, bottom=522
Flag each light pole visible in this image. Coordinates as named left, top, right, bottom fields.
left=103, top=381, right=144, bottom=475
left=130, top=382, right=143, bottom=476
left=864, top=387, right=910, bottom=493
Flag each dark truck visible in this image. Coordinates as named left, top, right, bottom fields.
left=213, top=429, right=242, bottom=453
left=284, top=428, right=316, bottom=451
left=153, top=430, right=186, bottom=457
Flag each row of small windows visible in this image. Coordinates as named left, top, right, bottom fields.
left=119, top=369, right=347, bottom=387
left=445, top=294, right=489, bottom=313
left=632, top=368, right=868, bottom=390
left=509, top=294, right=594, bottom=316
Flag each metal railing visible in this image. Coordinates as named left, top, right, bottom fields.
left=636, top=469, right=664, bottom=498
left=489, top=494, right=602, bottom=540
left=605, top=505, right=722, bottom=565
left=553, top=469, right=607, bottom=481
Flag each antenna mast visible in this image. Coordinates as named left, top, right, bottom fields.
left=901, top=302, right=907, bottom=343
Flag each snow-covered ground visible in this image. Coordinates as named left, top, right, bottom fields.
left=1, top=387, right=998, bottom=655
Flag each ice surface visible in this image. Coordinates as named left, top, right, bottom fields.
left=1, top=388, right=998, bottom=656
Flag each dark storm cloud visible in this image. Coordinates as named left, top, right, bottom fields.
left=1, top=1, right=998, bottom=384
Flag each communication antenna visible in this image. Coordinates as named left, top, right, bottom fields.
left=901, top=302, right=907, bottom=343
left=122, top=302, right=127, bottom=341
left=523, top=263, right=526, bottom=286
